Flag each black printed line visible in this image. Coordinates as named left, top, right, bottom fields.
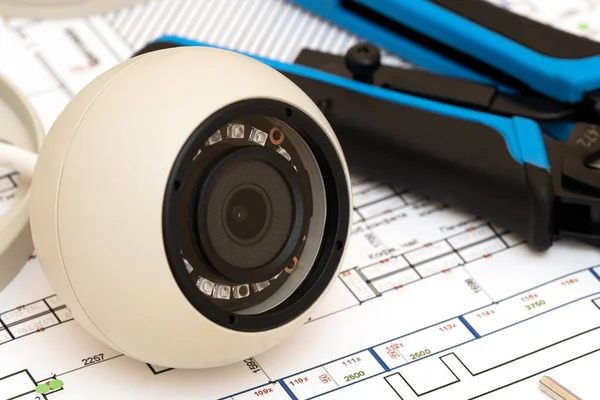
left=467, top=347, right=600, bottom=399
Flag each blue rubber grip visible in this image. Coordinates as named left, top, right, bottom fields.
left=152, top=35, right=550, bottom=171
left=289, top=0, right=600, bottom=104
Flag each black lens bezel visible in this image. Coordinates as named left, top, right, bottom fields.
left=195, top=146, right=307, bottom=284
left=162, top=99, right=350, bottom=331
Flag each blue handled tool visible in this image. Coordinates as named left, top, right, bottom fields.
left=131, top=36, right=600, bottom=252
left=288, top=0, right=600, bottom=111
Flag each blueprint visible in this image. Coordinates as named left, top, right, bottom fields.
left=1, top=0, right=600, bottom=399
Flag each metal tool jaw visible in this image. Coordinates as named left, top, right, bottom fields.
left=545, top=123, right=600, bottom=247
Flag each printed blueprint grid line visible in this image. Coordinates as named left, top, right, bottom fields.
left=101, top=0, right=409, bottom=65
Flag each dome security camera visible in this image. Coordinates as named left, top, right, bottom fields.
left=27, top=46, right=352, bottom=369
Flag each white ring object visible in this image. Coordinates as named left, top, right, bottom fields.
left=0, top=0, right=147, bottom=18
left=0, top=73, right=44, bottom=293
left=0, top=142, right=37, bottom=177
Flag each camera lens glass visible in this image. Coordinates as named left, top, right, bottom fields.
left=163, top=100, right=350, bottom=331
left=224, top=185, right=270, bottom=244
left=196, top=141, right=303, bottom=276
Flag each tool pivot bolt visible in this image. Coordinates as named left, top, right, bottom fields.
left=344, top=42, right=381, bottom=83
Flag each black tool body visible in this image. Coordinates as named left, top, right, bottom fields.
left=132, top=38, right=600, bottom=251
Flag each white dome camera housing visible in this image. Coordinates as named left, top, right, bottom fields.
left=28, top=46, right=352, bottom=369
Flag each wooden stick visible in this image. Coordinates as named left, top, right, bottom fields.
left=539, top=376, right=582, bottom=400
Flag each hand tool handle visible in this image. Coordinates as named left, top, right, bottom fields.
left=283, top=70, right=556, bottom=251
left=290, top=0, right=600, bottom=105
left=134, top=36, right=556, bottom=250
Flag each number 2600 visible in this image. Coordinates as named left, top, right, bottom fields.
left=344, top=371, right=365, bottom=382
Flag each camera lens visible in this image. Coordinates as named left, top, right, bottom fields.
left=224, top=185, right=270, bottom=244
left=162, top=100, right=350, bottom=332
left=196, top=144, right=304, bottom=279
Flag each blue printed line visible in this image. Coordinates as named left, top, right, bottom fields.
left=458, top=315, right=481, bottom=339
left=494, top=266, right=598, bottom=303
left=368, top=348, right=390, bottom=371
left=268, top=285, right=600, bottom=389
left=222, top=266, right=600, bottom=399
left=277, top=312, right=479, bottom=384
left=226, top=289, right=600, bottom=400
left=481, top=291, right=600, bottom=338
left=217, top=382, right=280, bottom=400
left=279, top=379, right=298, bottom=400
left=295, top=290, right=600, bottom=400
left=367, top=314, right=478, bottom=354
left=308, top=339, right=480, bottom=399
